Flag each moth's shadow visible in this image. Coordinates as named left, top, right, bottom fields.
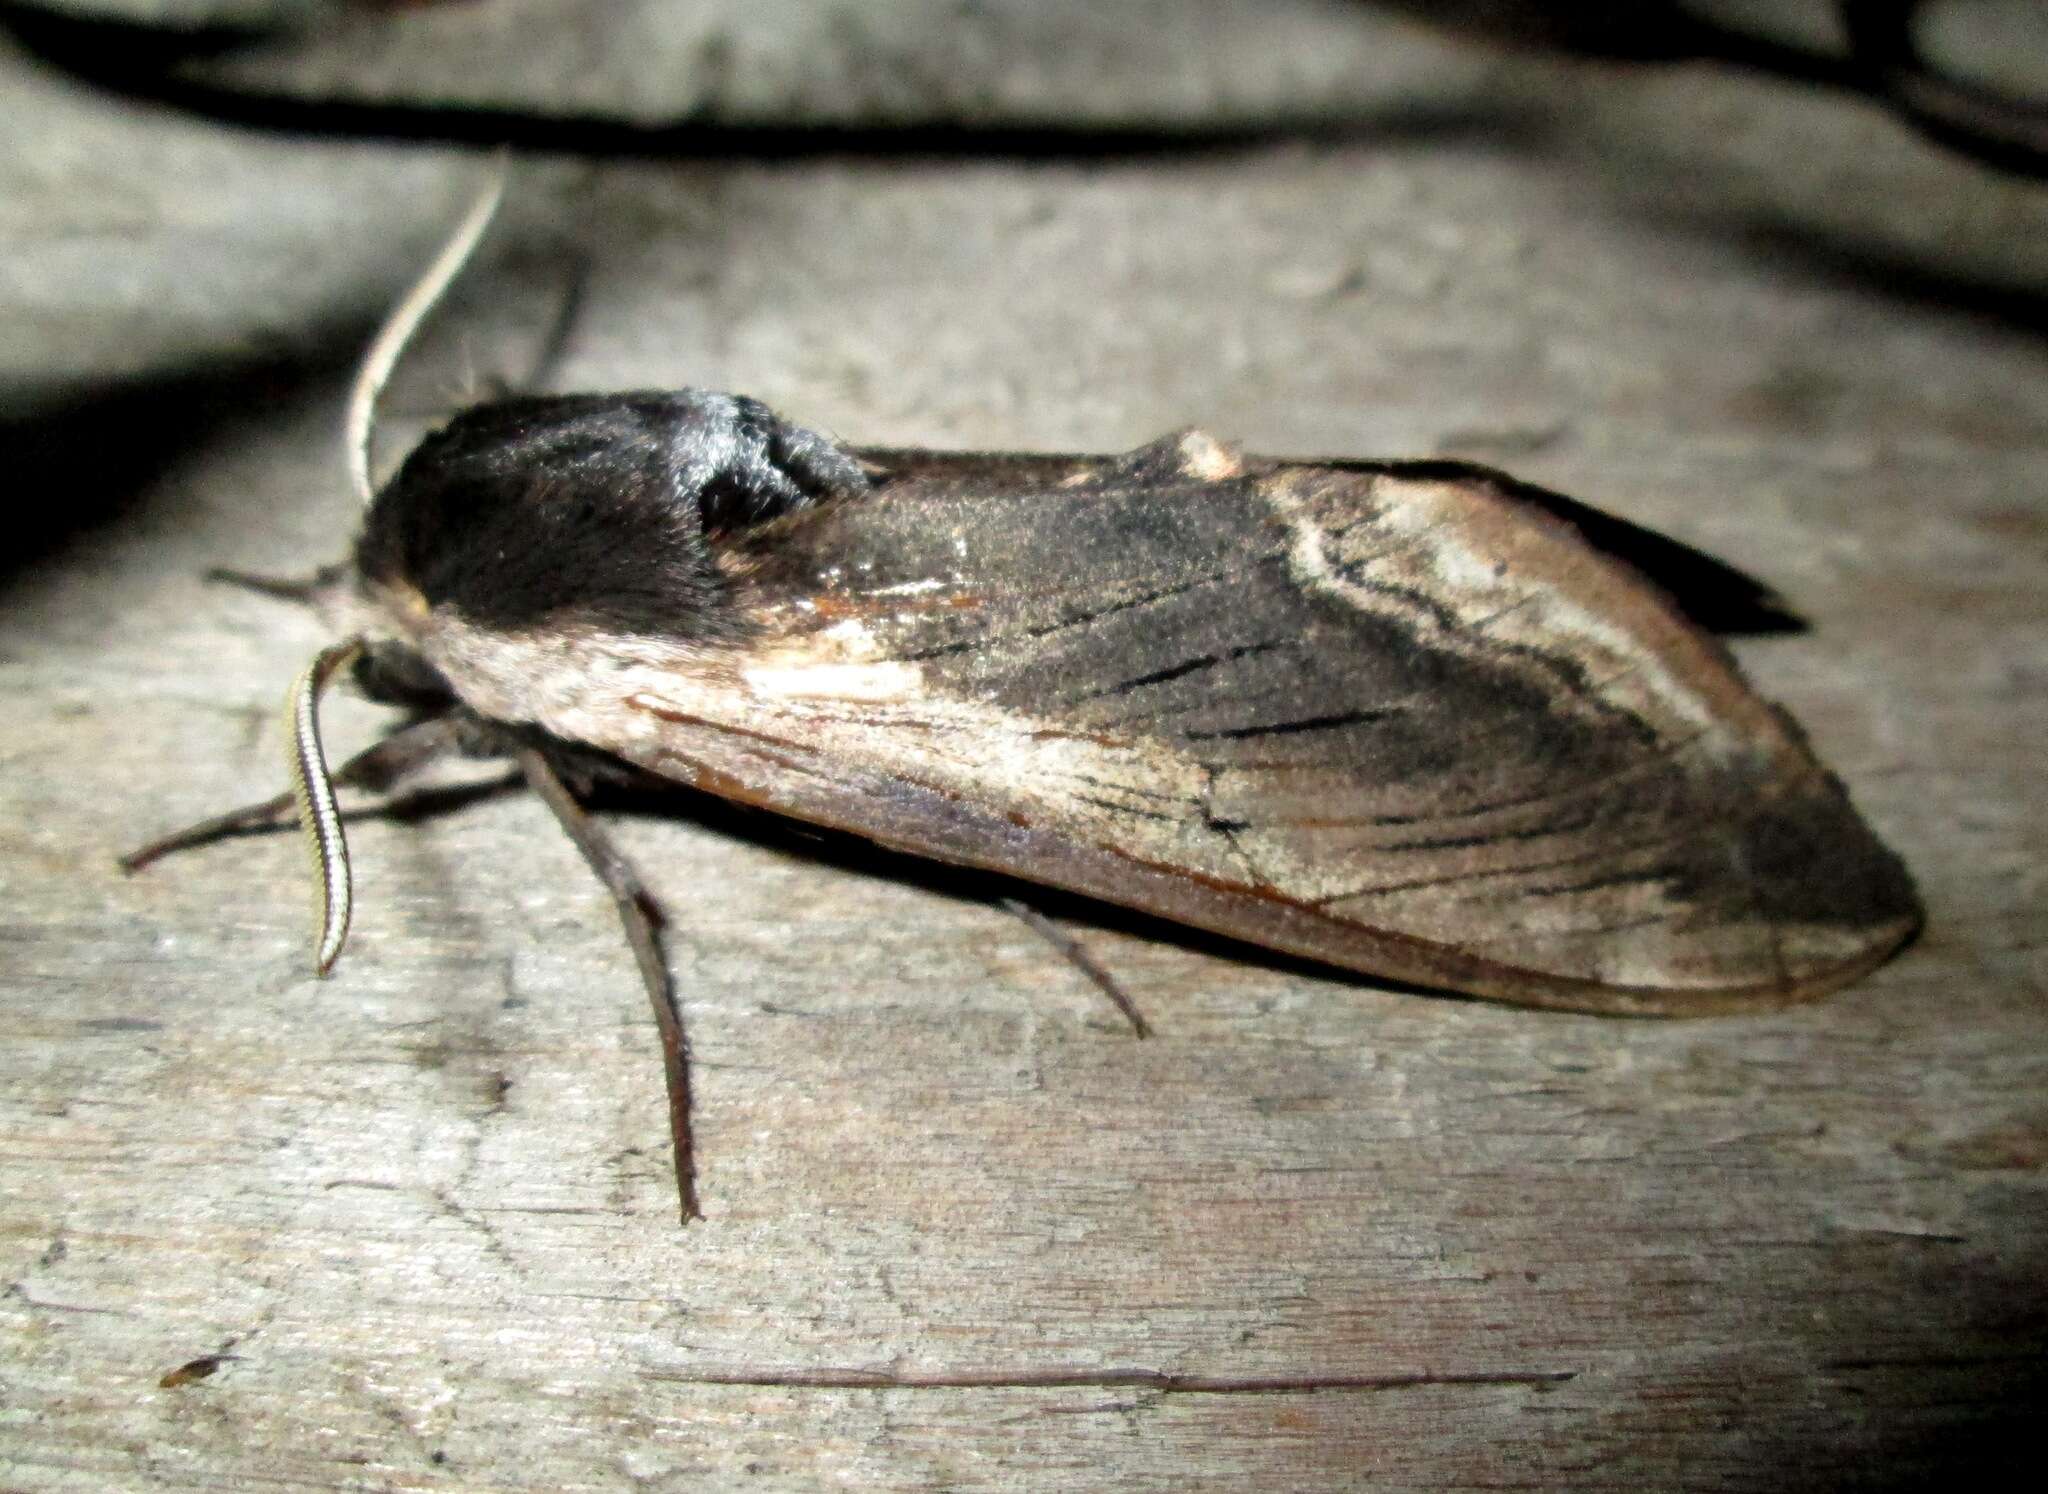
left=587, top=779, right=1461, bottom=1005
left=2, top=353, right=341, bottom=593
left=0, top=0, right=1526, bottom=164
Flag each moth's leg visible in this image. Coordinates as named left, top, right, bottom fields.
left=513, top=746, right=700, bottom=1225
left=505, top=250, right=589, bottom=398
left=203, top=563, right=351, bottom=608
left=426, top=253, right=590, bottom=409
left=120, top=716, right=464, bottom=872
left=1000, top=898, right=1152, bottom=1039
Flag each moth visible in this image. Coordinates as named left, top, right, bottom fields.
left=128, top=177, right=1919, bottom=1222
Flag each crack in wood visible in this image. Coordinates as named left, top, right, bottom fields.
left=643, top=1366, right=1579, bottom=1394
left=1824, top=1351, right=2048, bottom=1372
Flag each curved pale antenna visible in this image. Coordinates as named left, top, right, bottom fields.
left=286, top=640, right=367, bottom=975
left=345, top=150, right=511, bottom=508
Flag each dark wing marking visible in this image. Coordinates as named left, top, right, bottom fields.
left=465, top=433, right=1918, bottom=1014
left=854, top=444, right=1806, bottom=637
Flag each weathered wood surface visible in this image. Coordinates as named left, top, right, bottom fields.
left=3, top=7, right=2044, bottom=1490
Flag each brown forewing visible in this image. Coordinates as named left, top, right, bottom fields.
left=499, top=432, right=1919, bottom=1015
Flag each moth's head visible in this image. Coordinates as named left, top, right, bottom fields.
left=352, top=390, right=867, bottom=642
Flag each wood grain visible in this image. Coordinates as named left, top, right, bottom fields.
left=3, top=26, right=2044, bottom=1492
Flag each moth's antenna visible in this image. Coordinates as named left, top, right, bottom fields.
left=345, top=150, right=511, bottom=508
left=286, top=640, right=367, bottom=975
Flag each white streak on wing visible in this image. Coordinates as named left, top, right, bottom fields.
left=1266, top=475, right=1726, bottom=740
left=741, top=660, right=923, bottom=702
left=1404, top=487, right=1725, bottom=736
left=1175, top=430, right=1244, bottom=480
left=412, top=606, right=928, bottom=749
left=819, top=617, right=884, bottom=653
left=414, top=619, right=723, bottom=746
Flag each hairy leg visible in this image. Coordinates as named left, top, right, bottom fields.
left=515, top=745, right=700, bottom=1224
left=121, top=715, right=466, bottom=872
left=1001, top=898, right=1152, bottom=1039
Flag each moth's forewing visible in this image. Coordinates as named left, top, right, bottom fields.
left=427, top=433, right=1919, bottom=1014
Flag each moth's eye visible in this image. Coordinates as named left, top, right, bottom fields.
left=354, top=644, right=452, bottom=708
